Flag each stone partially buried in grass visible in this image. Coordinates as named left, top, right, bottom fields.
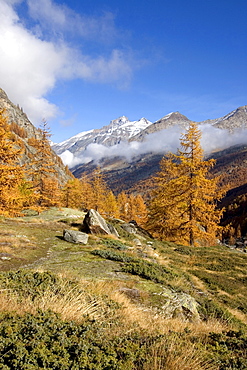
left=63, top=229, right=88, bottom=244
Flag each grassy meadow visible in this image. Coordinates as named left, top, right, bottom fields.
left=0, top=208, right=247, bottom=369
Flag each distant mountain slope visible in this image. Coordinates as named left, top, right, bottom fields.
left=52, top=106, right=247, bottom=168
left=72, top=144, right=247, bottom=196
left=72, top=152, right=164, bottom=194
left=209, top=144, right=247, bottom=191
left=130, top=111, right=191, bottom=142
left=0, top=88, right=72, bottom=184
left=204, top=106, right=247, bottom=130
left=59, top=106, right=247, bottom=194
left=0, top=88, right=38, bottom=138
left=53, top=116, right=152, bottom=156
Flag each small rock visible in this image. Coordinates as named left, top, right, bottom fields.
left=63, top=229, right=88, bottom=244
left=21, top=209, right=39, bottom=216
left=121, top=223, right=137, bottom=234
left=133, top=238, right=142, bottom=246
left=157, top=288, right=200, bottom=322
left=0, top=253, right=12, bottom=261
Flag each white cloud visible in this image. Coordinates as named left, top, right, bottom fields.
left=0, top=0, right=133, bottom=124
left=200, top=124, right=247, bottom=153
left=60, top=150, right=81, bottom=167
left=60, top=125, right=182, bottom=168
left=27, top=0, right=117, bottom=42
left=60, top=125, right=247, bottom=168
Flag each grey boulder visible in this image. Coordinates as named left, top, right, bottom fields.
left=83, top=209, right=119, bottom=237
left=63, top=229, right=88, bottom=244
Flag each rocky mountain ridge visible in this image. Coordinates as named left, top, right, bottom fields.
left=0, top=88, right=38, bottom=139
left=0, top=88, right=72, bottom=184
left=52, top=105, right=247, bottom=162
left=53, top=116, right=153, bottom=156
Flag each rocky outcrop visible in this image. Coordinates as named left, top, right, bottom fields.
left=120, top=221, right=153, bottom=239
left=121, top=223, right=137, bottom=234
left=156, top=288, right=200, bottom=322
left=0, top=88, right=38, bottom=138
left=83, top=209, right=119, bottom=237
left=63, top=229, right=88, bottom=244
left=0, top=87, right=72, bottom=185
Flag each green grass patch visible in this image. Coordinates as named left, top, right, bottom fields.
left=100, top=239, right=129, bottom=251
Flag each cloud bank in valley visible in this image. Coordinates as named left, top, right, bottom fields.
left=60, top=124, right=247, bottom=168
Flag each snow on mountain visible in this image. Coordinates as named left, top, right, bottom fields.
left=52, top=116, right=152, bottom=155
left=52, top=106, right=247, bottom=169
left=53, top=129, right=94, bottom=152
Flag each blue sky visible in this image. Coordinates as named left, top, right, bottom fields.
left=0, top=0, right=246, bottom=143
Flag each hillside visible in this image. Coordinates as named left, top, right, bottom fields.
left=0, top=208, right=247, bottom=369
left=1, top=86, right=247, bottom=367
left=0, top=88, right=72, bottom=185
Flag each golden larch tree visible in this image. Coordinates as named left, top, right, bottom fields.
left=90, top=167, right=109, bottom=214
left=62, top=178, right=84, bottom=209
left=147, top=122, right=224, bottom=246
left=104, top=190, right=120, bottom=218
left=131, top=194, right=148, bottom=226
left=28, top=121, right=61, bottom=210
left=0, top=110, right=25, bottom=216
left=117, top=191, right=129, bottom=220
left=116, top=192, right=147, bottom=224
left=79, top=175, right=94, bottom=210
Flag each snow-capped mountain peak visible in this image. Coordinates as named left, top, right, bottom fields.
left=109, top=116, right=129, bottom=127
left=52, top=116, right=152, bottom=155
left=52, top=106, right=247, bottom=167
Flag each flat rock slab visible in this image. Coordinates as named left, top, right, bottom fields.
left=63, top=229, right=88, bottom=244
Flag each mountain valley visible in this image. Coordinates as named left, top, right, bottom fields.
left=1, top=87, right=247, bottom=368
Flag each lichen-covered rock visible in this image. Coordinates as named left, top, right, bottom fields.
left=157, top=288, right=200, bottom=322
left=63, top=229, right=88, bottom=244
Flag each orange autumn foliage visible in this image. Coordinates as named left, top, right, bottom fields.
left=0, top=110, right=25, bottom=216
left=147, top=122, right=225, bottom=246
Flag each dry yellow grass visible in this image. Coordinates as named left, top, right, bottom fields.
left=228, top=307, right=247, bottom=324
left=74, top=279, right=229, bottom=338
left=0, top=276, right=229, bottom=339
left=0, top=232, right=33, bottom=254
left=0, top=289, right=107, bottom=323
left=142, top=339, right=219, bottom=370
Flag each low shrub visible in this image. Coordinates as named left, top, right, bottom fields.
left=197, top=297, right=233, bottom=323
left=122, top=260, right=177, bottom=283
left=0, top=310, right=199, bottom=370
left=0, top=310, right=148, bottom=369
left=91, top=249, right=135, bottom=263
left=0, top=270, right=66, bottom=299
left=190, top=269, right=242, bottom=295
left=101, top=239, right=128, bottom=251
left=0, top=309, right=220, bottom=370
left=92, top=249, right=177, bottom=283
left=208, top=330, right=247, bottom=369
left=174, top=246, right=193, bottom=256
